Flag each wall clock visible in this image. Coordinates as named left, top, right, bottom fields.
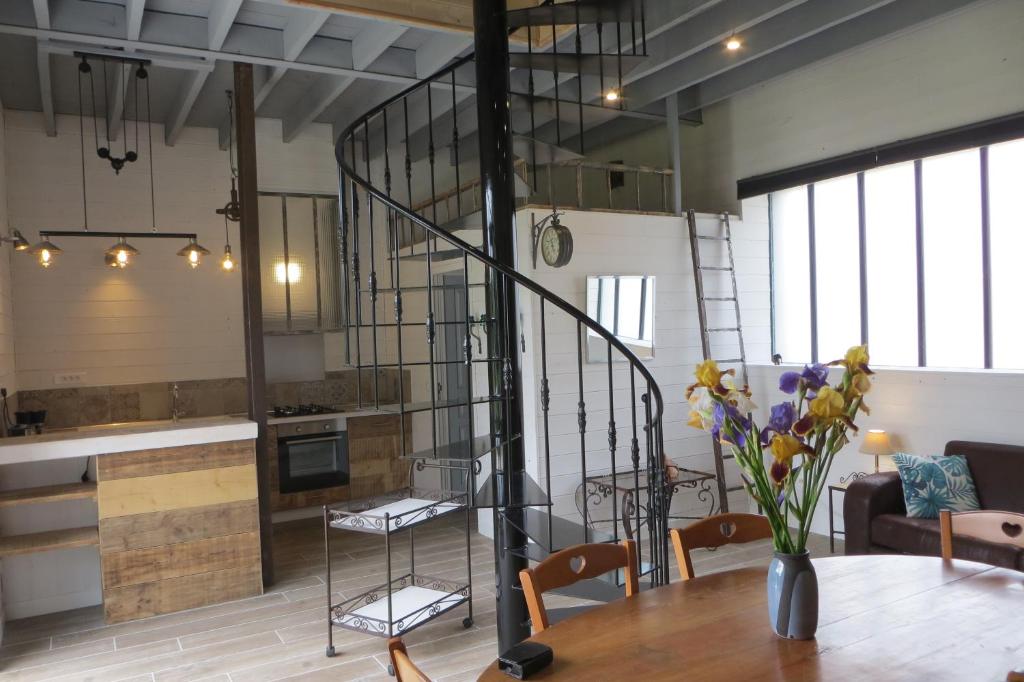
left=532, top=212, right=573, bottom=268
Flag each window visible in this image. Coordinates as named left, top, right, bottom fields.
left=770, top=138, right=1024, bottom=370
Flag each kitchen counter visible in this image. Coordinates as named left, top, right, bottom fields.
left=0, top=416, right=258, bottom=466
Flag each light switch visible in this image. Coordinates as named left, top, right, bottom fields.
left=54, top=372, right=86, bottom=386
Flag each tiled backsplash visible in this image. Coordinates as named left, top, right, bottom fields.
left=15, top=369, right=407, bottom=429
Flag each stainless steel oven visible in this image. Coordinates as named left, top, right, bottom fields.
left=276, top=418, right=349, bottom=494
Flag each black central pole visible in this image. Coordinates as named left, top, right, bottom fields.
left=473, top=0, right=531, bottom=651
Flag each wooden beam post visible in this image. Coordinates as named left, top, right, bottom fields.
left=233, top=61, right=274, bottom=587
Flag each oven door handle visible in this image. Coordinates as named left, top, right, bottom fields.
left=280, top=435, right=344, bottom=445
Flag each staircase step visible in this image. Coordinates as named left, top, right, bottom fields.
left=441, top=212, right=482, bottom=233
left=474, top=470, right=551, bottom=509
left=509, top=507, right=614, bottom=553
left=0, top=482, right=96, bottom=509
left=510, top=93, right=620, bottom=128
left=509, top=52, right=646, bottom=78
left=508, top=0, right=646, bottom=29
left=513, top=134, right=583, bottom=165
left=0, top=526, right=98, bottom=558
left=400, top=248, right=465, bottom=263
left=404, top=434, right=521, bottom=463
left=377, top=396, right=501, bottom=416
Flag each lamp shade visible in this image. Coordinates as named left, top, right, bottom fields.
left=859, top=429, right=894, bottom=457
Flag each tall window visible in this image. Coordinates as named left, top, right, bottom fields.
left=770, top=139, right=1024, bottom=371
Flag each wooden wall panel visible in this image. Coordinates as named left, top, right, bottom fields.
left=98, top=465, right=258, bottom=519
left=97, top=440, right=255, bottom=481
left=103, top=564, right=263, bottom=624
left=102, top=532, right=260, bottom=589
left=98, top=500, right=260, bottom=553
left=97, top=438, right=263, bottom=623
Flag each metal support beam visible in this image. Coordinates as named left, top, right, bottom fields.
left=111, top=1, right=145, bottom=142
left=665, top=95, right=683, bottom=215
left=283, top=19, right=409, bottom=142
left=473, top=0, right=531, bottom=652
left=233, top=62, right=274, bottom=588
left=32, top=0, right=55, bottom=137
left=165, top=0, right=240, bottom=146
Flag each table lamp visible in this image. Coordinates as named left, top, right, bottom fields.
left=859, top=429, right=894, bottom=473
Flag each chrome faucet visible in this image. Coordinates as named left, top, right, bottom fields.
left=171, top=383, right=183, bottom=422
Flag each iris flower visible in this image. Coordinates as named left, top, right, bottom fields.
left=761, top=401, right=796, bottom=445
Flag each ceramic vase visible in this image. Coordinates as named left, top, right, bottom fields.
left=767, top=550, right=818, bottom=639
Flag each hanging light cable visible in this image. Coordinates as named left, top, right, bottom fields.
left=217, top=90, right=239, bottom=272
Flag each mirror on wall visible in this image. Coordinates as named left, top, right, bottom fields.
left=586, top=275, right=655, bottom=362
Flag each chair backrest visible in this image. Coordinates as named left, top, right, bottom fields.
left=670, top=513, right=773, bottom=581
left=388, top=637, right=431, bottom=682
left=939, top=509, right=1024, bottom=561
left=1007, top=668, right=1024, bottom=682
left=519, top=539, right=638, bottom=632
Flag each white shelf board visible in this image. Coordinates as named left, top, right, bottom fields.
left=331, top=497, right=463, bottom=533
left=336, top=585, right=467, bottom=635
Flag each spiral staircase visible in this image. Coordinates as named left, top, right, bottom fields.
left=334, top=0, right=669, bottom=649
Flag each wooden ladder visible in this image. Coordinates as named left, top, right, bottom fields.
left=687, top=210, right=749, bottom=513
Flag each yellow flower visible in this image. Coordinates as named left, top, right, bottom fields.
left=845, top=345, right=869, bottom=370
left=694, top=360, right=722, bottom=389
left=850, top=372, right=872, bottom=395
left=809, top=386, right=845, bottom=420
left=770, top=434, right=810, bottom=463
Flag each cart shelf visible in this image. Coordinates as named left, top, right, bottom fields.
left=331, top=573, right=470, bottom=637
left=327, top=487, right=468, bottom=534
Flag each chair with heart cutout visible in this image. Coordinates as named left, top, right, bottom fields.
left=940, top=510, right=1024, bottom=564
left=519, top=540, right=639, bottom=633
left=670, top=513, right=773, bottom=581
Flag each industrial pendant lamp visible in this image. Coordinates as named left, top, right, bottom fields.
left=29, top=53, right=211, bottom=271
left=216, top=90, right=240, bottom=274
left=106, top=236, right=140, bottom=268
left=177, top=236, right=210, bottom=269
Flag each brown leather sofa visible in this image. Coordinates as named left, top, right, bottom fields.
left=844, top=440, right=1024, bottom=569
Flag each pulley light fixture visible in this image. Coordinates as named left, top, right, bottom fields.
left=27, top=52, right=214, bottom=270
left=216, top=91, right=240, bottom=274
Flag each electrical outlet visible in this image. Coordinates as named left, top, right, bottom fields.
left=54, top=372, right=86, bottom=386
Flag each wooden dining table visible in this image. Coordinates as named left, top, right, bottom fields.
left=478, top=555, right=1024, bottom=681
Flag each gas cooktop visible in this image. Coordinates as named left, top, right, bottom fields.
left=269, top=404, right=339, bottom=418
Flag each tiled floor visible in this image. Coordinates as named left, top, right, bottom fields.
left=0, top=517, right=837, bottom=681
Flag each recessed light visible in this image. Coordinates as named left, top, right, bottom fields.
left=726, top=37, right=742, bottom=51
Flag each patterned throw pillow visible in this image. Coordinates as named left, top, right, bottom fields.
left=891, top=453, right=981, bottom=519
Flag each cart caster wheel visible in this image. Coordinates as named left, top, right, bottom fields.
left=462, top=617, right=473, bottom=629
left=325, top=646, right=336, bottom=658
left=388, top=663, right=395, bottom=676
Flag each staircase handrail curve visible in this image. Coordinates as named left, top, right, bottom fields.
left=333, top=57, right=666, bottom=446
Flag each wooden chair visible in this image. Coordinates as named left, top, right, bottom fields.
left=939, top=509, right=1024, bottom=562
left=519, top=540, right=638, bottom=632
left=1008, top=668, right=1024, bottom=682
left=670, top=513, right=773, bottom=581
left=388, top=637, right=431, bottom=682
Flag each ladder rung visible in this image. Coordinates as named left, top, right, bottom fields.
left=699, top=266, right=731, bottom=271
left=701, top=296, right=736, bottom=301
left=715, top=358, right=744, bottom=364
left=726, top=485, right=745, bottom=492
left=707, top=327, right=740, bottom=333
left=722, top=453, right=735, bottom=461
left=696, top=236, right=729, bottom=241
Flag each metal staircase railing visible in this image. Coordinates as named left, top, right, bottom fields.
left=333, top=0, right=668, bottom=648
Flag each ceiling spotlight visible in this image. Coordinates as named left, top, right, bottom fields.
left=105, top=237, right=139, bottom=269
left=725, top=36, right=742, bottom=51
left=221, top=244, right=235, bottom=272
left=177, top=237, right=210, bottom=269
left=30, top=238, right=62, bottom=268
left=605, top=90, right=620, bottom=102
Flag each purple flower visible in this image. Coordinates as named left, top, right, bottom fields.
left=779, top=371, right=801, bottom=394
left=801, top=363, right=829, bottom=390
left=768, top=402, right=796, bottom=434
left=712, top=401, right=749, bottom=448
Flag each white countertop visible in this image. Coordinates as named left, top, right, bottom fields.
left=0, top=416, right=258, bottom=466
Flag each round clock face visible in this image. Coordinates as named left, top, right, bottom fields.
left=541, top=225, right=562, bottom=267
